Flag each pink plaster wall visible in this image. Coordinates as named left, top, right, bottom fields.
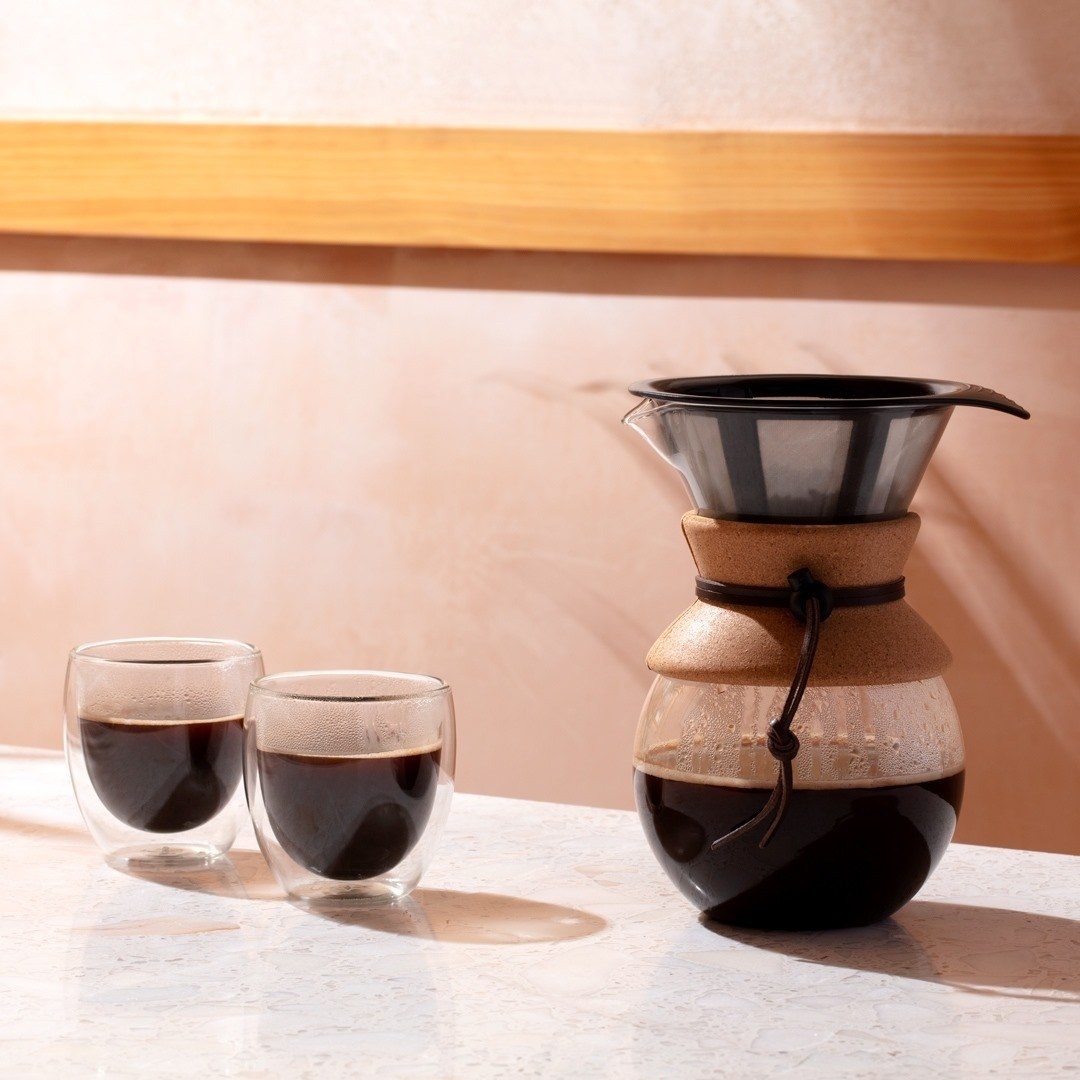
left=1, top=239, right=1078, bottom=853
left=1, top=1, right=1078, bottom=852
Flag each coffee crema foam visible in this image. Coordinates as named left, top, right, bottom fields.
left=254, top=741, right=443, bottom=760
left=636, top=740, right=964, bottom=790
left=80, top=713, right=243, bottom=727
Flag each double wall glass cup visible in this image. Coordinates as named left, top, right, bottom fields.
left=65, top=637, right=263, bottom=869
left=245, top=670, right=456, bottom=905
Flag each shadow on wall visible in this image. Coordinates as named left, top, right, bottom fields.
left=907, top=482, right=1080, bottom=852
left=2, top=234, right=1080, bottom=311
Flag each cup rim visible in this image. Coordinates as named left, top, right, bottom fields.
left=250, top=669, right=450, bottom=703
left=70, top=637, right=262, bottom=666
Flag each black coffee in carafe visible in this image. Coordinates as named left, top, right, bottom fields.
left=635, top=761, right=963, bottom=929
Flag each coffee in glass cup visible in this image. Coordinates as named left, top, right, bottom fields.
left=244, top=670, right=455, bottom=904
left=65, top=637, right=263, bottom=869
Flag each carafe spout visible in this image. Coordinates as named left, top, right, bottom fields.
left=622, top=398, right=674, bottom=460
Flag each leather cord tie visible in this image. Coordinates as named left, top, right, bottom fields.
left=698, top=568, right=905, bottom=851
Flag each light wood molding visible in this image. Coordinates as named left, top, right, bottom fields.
left=1, top=122, right=1078, bottom=261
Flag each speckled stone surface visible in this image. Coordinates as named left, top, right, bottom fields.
left=2, top=747, right=1078, bottom=1077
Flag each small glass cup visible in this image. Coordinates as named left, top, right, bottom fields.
left=65, top=637, right=264, bottom=869
left=244, top=670, right=456, bottom=905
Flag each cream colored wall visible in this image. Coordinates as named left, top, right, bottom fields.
left=2, top=0, right=1079, bottom=131
left=1, top=3, right=1078, bottom=853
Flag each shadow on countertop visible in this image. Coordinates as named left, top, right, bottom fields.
left=703, top=899, right=1080, bottom=1001
left=119, top=848, right=284, bottom=901
left=119, top=851, right=607, bottom=945
left=305, top=887, right=608, bottom=946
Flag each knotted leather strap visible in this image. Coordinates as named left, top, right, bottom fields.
left=697, top=568, right=904, bottom=850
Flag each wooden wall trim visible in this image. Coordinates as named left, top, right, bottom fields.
left=1, top=122, right=1078, bottom=262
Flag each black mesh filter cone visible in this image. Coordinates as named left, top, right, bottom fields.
left=625, top=375, right=1028, bottom=523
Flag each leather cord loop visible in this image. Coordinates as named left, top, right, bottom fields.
left=695, top=574, right=905, bottom=612
left=786, top=567, right=834, bottom=621
left=707, top=566, right=901, bottom=851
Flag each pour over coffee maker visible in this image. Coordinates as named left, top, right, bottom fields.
left=624, top=375, right=1028, bottom=929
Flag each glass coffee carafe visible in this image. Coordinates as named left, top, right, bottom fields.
left=624, top=375, right=1028, bottom=929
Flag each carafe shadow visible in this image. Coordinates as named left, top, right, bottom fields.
left=702, top=899, right=1080, bottom=1001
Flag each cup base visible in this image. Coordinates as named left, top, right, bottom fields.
left=104, top=843, right=229, bottom=872
left=288, top=877, right=416, bottom=906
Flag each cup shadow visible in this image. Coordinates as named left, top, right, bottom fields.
left=118, top=855, right=608, bottom=946
left=0, top=812, right=89, bottom=842
left=702, top=899, right=1080, bottom=1001
left=304, top=887, right=608, bottom=945
left=119, top=847, right=284, bottom=901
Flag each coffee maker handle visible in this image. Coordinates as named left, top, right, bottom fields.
left=951, top=385, right=1030, bottom=419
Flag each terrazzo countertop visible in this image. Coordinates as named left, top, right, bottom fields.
left=1, top=747, right=1078, bottom=1077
